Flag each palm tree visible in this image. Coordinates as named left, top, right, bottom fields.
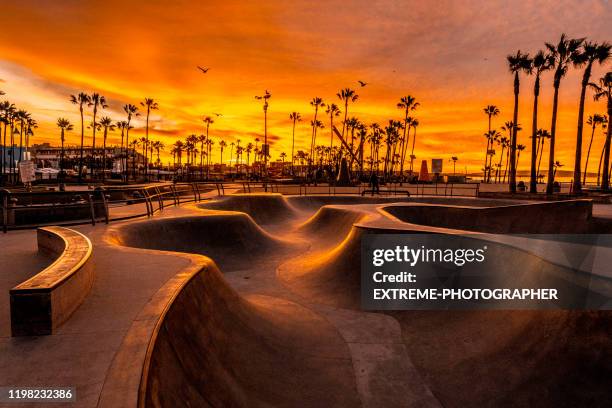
left=410, top=119, right=419, bottom=173
left=571, top=42, right=611, bottom=193
left=309, top=97, right=325, bottom=162
left=527, top=51, right=554, bottom=192
left=152, top=140, right=164, bottom=175
left=536, top=129, right=551, bottom=180
left=310, top=120, right=325, bottom=166
left=88, top=93, right=108, bottom=177
left=589, top=72, right=612, bottom=190
left=99, top=117, right=115, bottom=181
left=245, top=143, right=254, bottom=171
left=496, top=136, right=509, bottom=183
left=545, top=34, right=585, bottom=194
left=140, top=98, right=158, bottom=178
left=219, top=140, right=227, bottom=167
left=123, top=104, right=139, bottom=181
left=484, top=129, right=500, bottom=181
left=336, top=88, right=359, bottom=141
left=326, top=104, right=341, bottom=150
left=507, top=50, right=531, bottom=192
left=115, top=121, right=128, bottom=176
left=56, top=118, right=73, bottom=179
left=583, top=114, right=606, bottom=185
left=229, top=142, right=235, bottom=174
left=70, top=93, right=91, bottom=181
left=289, top=112, right=301, bottom=174
left=483, top=105, right=500, bottom=182
left=516, top=144, right=526, bottom=172
left=173, top=140, right=185, bottom=167
left=450, top=156, right=459, bottom=175
left=553, top=160, right=563, bottom=179
left=398, top=96, right=419, bottom=178
left=596, top=116, right=609, bottom=185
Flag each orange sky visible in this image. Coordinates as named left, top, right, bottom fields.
left=0, top=0, right=610, bottom=172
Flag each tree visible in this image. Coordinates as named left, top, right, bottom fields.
left=583, top=114, right=606, bottom=185
left=326, top=104, right=341, bottom=151
left=545, top=34, right=584, bottom=194
left=99, top=117, right=115, bottom=181
left=410, top=119, right=420, bottom=173
left=89, top=93, right=108, bottom=177
left=336, top=88, right=358, bottom=141
left=450, top=156, right=458, bottom=175
left=483, top=105, right=500, bottom=182
left=527, top=51, right=554, bottom=192
left=70, top=93, right=91, bottom=182
left=507, top=50, right=531, bottom=192
left=56, top=118, right=73, bottom=179
left=397, top=96, right=419, bottom=178
left=571, top=41, right=611, bottom=193
left=536, top=129, right=551, bottom=181
left=309, top=97, right=325, bottom=163
left=289, top=112, right=301, bottom=175
left=202, top=116, right=214, bottom=177
left=596, top=116, right=609, bottom=186
left=589, top=72, right=612, bottom=190
left=219, top=140, right=227, bottom=167
left=173, top=140, right=184, bottom=167
left=140, top=98, right=158, bottom=178
left=516, top=144, right=526, bottom=171
left=310, top=119, right=325, bottom=167
left=123, top=104, right=139, bottom=181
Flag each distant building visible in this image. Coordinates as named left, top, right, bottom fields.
left=29, top=144, right=145, bottom=169
left=0, top=145, right=27, bottom=171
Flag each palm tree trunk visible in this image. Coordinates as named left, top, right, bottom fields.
left=573, top=63, right=593, bottom=194
left=291, top=120, right=296, bottom=175
left=583, top=124, right=597, bottom=185
left=546, top=82, right=561, bottom=194
left=78, top=105, right=84, bottom=182
left=509, top=72, right=519, bottom=192
left=530, top=75, right=540, bottom=193
left=602, top=101, right=612, bottom=191
left=91, top=106, right=97, bottom=179
left=60, top=129, right=65, bottom=180
left=537, top=138, right=545, bottom=180
left=102, top=127, right=107, bottom=182
left=597, top=139, right=605, bottom=185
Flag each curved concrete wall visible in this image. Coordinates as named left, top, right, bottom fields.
left=136, top=259, right=359, bottom=408
left=383, top=200, right=595, bottom=233
left=10, top=226, right=94, bottom=336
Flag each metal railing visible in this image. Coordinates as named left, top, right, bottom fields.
left=240, top=181, right=480, bottom=197
left=1, top=182, right=226, bottom=233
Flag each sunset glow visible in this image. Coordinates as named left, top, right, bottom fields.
left=0, top=0, right=610, bottom=171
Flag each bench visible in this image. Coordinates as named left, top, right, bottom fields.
left=10, top=226, right=94, bottom=336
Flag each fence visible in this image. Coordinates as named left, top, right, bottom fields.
left=240, top=181, right=480, bottom=197
left=1, top=182, right=225, bottom=233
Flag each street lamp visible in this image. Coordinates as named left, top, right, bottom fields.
left=255, top=90, right=271, bottom=180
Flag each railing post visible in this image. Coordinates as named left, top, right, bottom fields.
left=100, top=190, right=109, bottom=224
left=87, top=193, right=96, bottom=226
left=2, top=191, right=8, bottom=233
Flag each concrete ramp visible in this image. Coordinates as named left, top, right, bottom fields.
left=108, top=213, right=291, bottom=270
left=142, top=261, right=361, bottom=408
left=199, top=193, right=298, bottom=225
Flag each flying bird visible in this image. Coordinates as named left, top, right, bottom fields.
left=197, top=66, right=209, bottom=73
left=357, top=80, right=368, bottom=87
left=213, top=112, right=223, bottom=117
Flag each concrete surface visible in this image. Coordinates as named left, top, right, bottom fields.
left=1, top=193, right=611, bottom=407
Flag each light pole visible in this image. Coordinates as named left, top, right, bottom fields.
left=255, top=90, right=271, bottom=180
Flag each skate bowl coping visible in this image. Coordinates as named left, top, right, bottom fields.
left=9, top=226, right=94, bottom=336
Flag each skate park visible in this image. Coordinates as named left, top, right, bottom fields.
left=1, top=191, right=612, bottom=407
